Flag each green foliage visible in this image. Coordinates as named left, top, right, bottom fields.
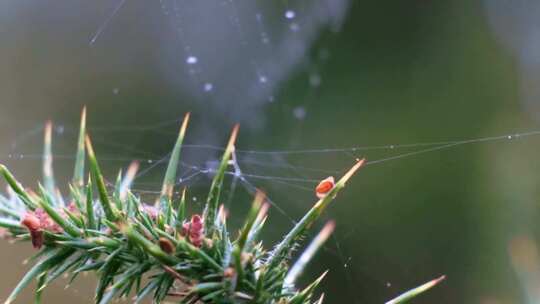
left=0, top=109, right=442, bottom=303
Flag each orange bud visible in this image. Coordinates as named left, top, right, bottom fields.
left=188, top=214, right=204, bottom=247
left=21, top=212, right=41, bottom=231
left=158, top=237, right=175, bottom=254
left=224, top=267, right=236, bottom=278
left=21, top=212, right=44, bottom=249
left=315, top=176, right=335, bottom=199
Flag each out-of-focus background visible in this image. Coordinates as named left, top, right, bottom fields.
left=1, top=0, right=540, bottom=303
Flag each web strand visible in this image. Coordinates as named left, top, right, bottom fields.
left=3, top=119, right=540, bottom=302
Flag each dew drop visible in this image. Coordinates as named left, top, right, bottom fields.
left=112, top=88, right=120, bottom=95
left=309, top=73, right=321, bottom=87
left=259, top=76, right=268, bottom=84
left=186, top=56, right=198, bottom=65
left=55, top=125, right=65, bottom=134
left=507, top=135, right=512, bottom=139
left=285, top=10, right=296, bottom=19
left=147, top=159, right=153, bottom=164
left=203, top=83, right=214, bottom=92
left=293, top=106, right=307, bottom=120
left=289, top=23, right=300, bottom=32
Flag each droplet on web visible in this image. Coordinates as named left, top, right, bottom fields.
left=203, top=83, right=214, bottom=92
left=293, top=106, right=307, bottom=120
left=309, top=73, right=321, bottom=87
left=55, top=125, right=65, bottom=135
left=285, top=10, right=296, bottom=19
left=259, top=76, right=268, bottom=84
left=186, top=56, right=198, bottom=65
left=289, top=23, right=300, bottom=32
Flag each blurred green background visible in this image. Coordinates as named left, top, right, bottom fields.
left=1, top=1, right=540, bottom=303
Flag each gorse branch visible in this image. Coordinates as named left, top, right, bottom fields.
left=0, top=108, right=443, bottom=303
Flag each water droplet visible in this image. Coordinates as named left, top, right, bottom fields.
left=293, top=106, right=307, bottom=120
left=55, top=125, right=65, bottom=134
left=259, top=76, right=268, bottom=84
left=390, top=145, right=395, bottom=149
left=285, top=10, right=296, bottom=19
left=112, top=88, right=120, bottom=95
left=507, top=135, right=512, bottom=139
left=261, top=36, right=270, bottom=44
left=186, top=56, right=198, bottom=64
left=289, top=23, right=300, bottom=32
left=386, top=282, right=392, bottom=287
left=309, top=73, right=321, bottom=87
left=203, top=83, right=214, bottom=92
left=147, top=159, right=153, bottom=164
left=192, top=196, right=198, bottom=202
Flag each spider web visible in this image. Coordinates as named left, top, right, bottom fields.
left=2, top=118, right=540, bottom=303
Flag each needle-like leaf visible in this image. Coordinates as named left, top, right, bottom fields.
left=73, top=106, right=86, bottom=190
left=159, top=112, right=190, bottom=204
left=267, top=159, right=365, bottom=268
left=284, top=221, right=335, bottom=287
left=85, top=135, right=119, bottom=222
left=203, top=124, right=239, bottom=234
left=42, top=121, right=56, bottom=201
left=385, top=275, right=446, bottom=304
left=0, top=164, right=38, bottom=210
left=4, top=248, right=74, bottom=304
